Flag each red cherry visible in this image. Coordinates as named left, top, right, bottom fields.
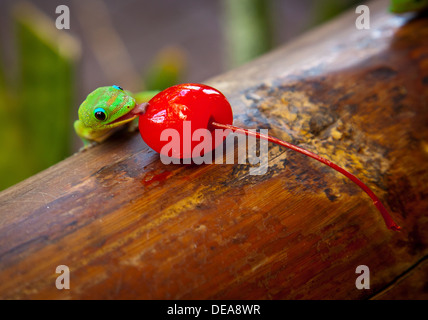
left=139, top=83, right=233, bottom=159
left=137, top=83, right=400, bottom=232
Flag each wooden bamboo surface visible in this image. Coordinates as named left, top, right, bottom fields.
left=0, top=0, right=427, bottom=299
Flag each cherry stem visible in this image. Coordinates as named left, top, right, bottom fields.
left=211, top=121, right=401, bottom=231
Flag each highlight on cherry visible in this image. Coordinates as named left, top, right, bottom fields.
left=136, top=83, right=401, bottom=232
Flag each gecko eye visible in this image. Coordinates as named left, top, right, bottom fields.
left=94, top=107, right=107, bottom=121
left=112, top=85, right=123, bottom=91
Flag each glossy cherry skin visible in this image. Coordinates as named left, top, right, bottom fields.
left=138, top=83, right=233, bottom=159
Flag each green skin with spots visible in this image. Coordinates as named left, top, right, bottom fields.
left=389, top=0, right=428, bottom=13
left=74, top=86, right=159, bottom=147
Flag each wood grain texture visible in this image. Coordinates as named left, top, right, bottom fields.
left=0, top=0, right=427, bottom=299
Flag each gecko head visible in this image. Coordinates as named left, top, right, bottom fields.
left=78, top=85, right=139, bottom=130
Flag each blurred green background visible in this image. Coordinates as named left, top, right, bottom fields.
left=0, top=0, right=362, bottom=191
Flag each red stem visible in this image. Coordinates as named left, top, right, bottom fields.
left=211, top=122, right=401, bottom=231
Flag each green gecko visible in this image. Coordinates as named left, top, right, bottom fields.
left=74, top=85, right=159, bottom=148
left=389, top=0, right=428, bottom=13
